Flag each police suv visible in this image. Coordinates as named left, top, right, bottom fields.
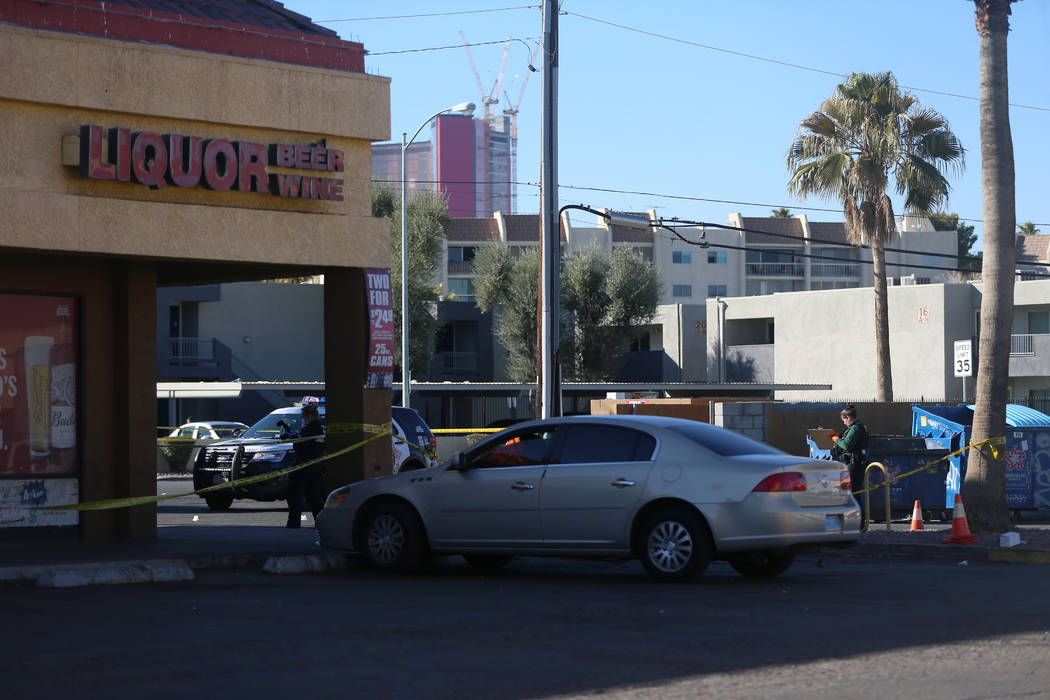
left=192, top=399, right=436, bottom=511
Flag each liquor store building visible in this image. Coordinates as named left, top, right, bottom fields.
left=0, top=1, right=392, bottom=539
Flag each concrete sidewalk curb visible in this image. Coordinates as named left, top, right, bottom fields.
left=837, top=542, right=1050, bottom=564
left=262, top=552, right=351, bottom=574
left=0, top=550, right=349, bottom=587
left=34, top=559, right=195, bottom=588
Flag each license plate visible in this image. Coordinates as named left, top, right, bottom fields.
left=825, top=514, right=843, bottom=532
left=212, top=474, right=228, bottom=485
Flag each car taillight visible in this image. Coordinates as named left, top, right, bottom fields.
left=429, top=436, right=438, bottom=454
left=840, top=470, right=852, bottom=490
left=753, top=472, right=807, bottom=492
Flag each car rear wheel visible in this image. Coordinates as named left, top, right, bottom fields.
left=637, top=506, right=711, bottom=583
left=204, top=493, right=234, bottom=511
left=362, top=501, right=427, bottom=572
left=463, top=554, right=513, bottom=570
left=729, top=552, right=795, bottom=578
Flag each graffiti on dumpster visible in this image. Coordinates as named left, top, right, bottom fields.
left=1004, top=446, right=1030, bottom=507
left=1033, top=432, right=1050, bottom=509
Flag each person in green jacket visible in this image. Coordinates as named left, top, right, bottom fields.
left=833, top=404, right=869, bottom=526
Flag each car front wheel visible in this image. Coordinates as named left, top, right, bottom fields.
left=637, top=506, right=712, bottom=583
left=362, top=501, right=427, bottom=572
left=729, top=552, right=795, bottom=578
left=204, top=492, right=234, bottom=511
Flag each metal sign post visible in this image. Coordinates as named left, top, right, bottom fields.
left=954, top=339, right=973, bottom=403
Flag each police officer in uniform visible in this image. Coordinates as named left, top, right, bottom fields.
left=280, top=402, right=326, bottom=528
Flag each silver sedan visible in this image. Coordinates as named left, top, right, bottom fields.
left=316, top=415, right=861, bottom=582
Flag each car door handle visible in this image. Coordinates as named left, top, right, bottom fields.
left=511, top=482, right=535, bottom=491
left=611, top=479, right=636, bottom=487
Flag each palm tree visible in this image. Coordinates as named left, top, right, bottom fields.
left=965, top=0, right=1018, bottom=533
left=1018, top=221, right=1040, bottom=235
left=770, top=207, right=793, bottom=218
left=787, top=71, right=964, bottom=402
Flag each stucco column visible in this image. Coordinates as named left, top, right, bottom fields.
left=323, top=268, right=392, bottom=489
left=85, top=261, right=157, bottom=539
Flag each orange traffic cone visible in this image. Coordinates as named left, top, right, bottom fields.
left=944, top=493, right=978, bottom=545
left=909, top=500, right=924, bottom=531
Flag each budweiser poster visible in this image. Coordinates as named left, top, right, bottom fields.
left=0, top=294, right=80, bottom=476
left=364, top=268, right=394, bottom=390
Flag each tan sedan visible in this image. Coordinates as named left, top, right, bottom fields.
left=317, top=415, right=861, bottom=582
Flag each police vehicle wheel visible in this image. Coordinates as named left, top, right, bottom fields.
left=204, top=493, right=234, bottom=511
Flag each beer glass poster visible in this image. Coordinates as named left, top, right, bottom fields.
left=0, top=294, right=79, bottom=475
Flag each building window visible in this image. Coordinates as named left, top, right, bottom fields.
left=672, top=284, right=692, bottom=298
left=448, top=246, right=477, bottom=263
left=447, top=279, right=475, bottom=300
left=707, top=250, right=726, bottom=264
left=672, top=250, right=692, bottom=264
left=707, top=284, right=727, bottom=297
left=1029, top=311, right=1050, bottom=334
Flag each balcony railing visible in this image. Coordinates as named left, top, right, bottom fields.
left=811, top=262, right=860, bottom=278
left=746, top=262, right=803, bottom=277
left=1011, top=334, right=1034, bottom=356
left=448, top=261, right=474, bottom=275
left=170, top=337, right=214, bottom=365
left=442, top=352, right=478, bottom=371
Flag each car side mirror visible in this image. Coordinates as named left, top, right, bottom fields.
left=447, top=452, right=469, bottom=471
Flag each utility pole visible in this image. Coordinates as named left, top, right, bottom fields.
left=539, top=0, right=560, bottom=418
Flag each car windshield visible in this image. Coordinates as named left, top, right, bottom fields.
left=242, top=413, right=300, bottom=439
left=666, top=422, right=784, bottom=457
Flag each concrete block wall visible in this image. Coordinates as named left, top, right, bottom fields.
left=712, top=401, right=767, bottom=443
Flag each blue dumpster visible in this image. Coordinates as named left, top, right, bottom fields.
left=806, top=430, right=949, bottom=519
left=912, top=404, right=1050, bottom=513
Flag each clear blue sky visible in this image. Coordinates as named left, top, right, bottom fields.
left=289, top=0, right=1049, bottom=251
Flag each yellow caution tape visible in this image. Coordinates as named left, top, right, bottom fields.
left=853, top=436, right=1006, bottom=496
left=37, top=428, right=392, bottom=512
left=326, top=421, right=391, bottom=435
left=157, top=422, right=392, bottom=447
left=430, top=428, right=504, bottom=434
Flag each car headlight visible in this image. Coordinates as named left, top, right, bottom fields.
left=250, top=451, right=286, bottom=462
left=325, top=486, right=351, bottom=509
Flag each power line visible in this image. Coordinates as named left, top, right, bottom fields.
left=557, top=183, right=1050, bottom=228
left=658, top=226, right=987, bottom=276
left=369, top=36, right=539, bottom=56
left=317, top=6, right=538, bottom=23
left=681, top=219, right=982, bottom=265
left=564, top=11, right=1050, bottom=114
left=370, top=179, right=1049, bottom=229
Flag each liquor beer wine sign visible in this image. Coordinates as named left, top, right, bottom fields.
left=77, top=125, right=345, bottom=201
left=0, top=294, right=79, bottom=477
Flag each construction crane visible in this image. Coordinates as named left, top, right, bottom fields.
left=459, top=31, right=510, bottom=121
left=503, top=42, right=540, bottom=213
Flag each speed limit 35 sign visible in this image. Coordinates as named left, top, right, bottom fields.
left=954, top=340, right=973, bottom=378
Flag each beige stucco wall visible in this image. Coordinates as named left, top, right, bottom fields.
left=707, top=283, right=983, bottom=402
left=0, top=23, right=391, bottom=270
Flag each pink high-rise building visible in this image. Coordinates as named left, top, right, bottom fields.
left=372, top=114, right=513, bottom=218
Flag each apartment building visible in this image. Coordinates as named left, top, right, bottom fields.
left=706, top=278, right=1050, bottom=408
left=436, top=211, right=959, bottom=383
